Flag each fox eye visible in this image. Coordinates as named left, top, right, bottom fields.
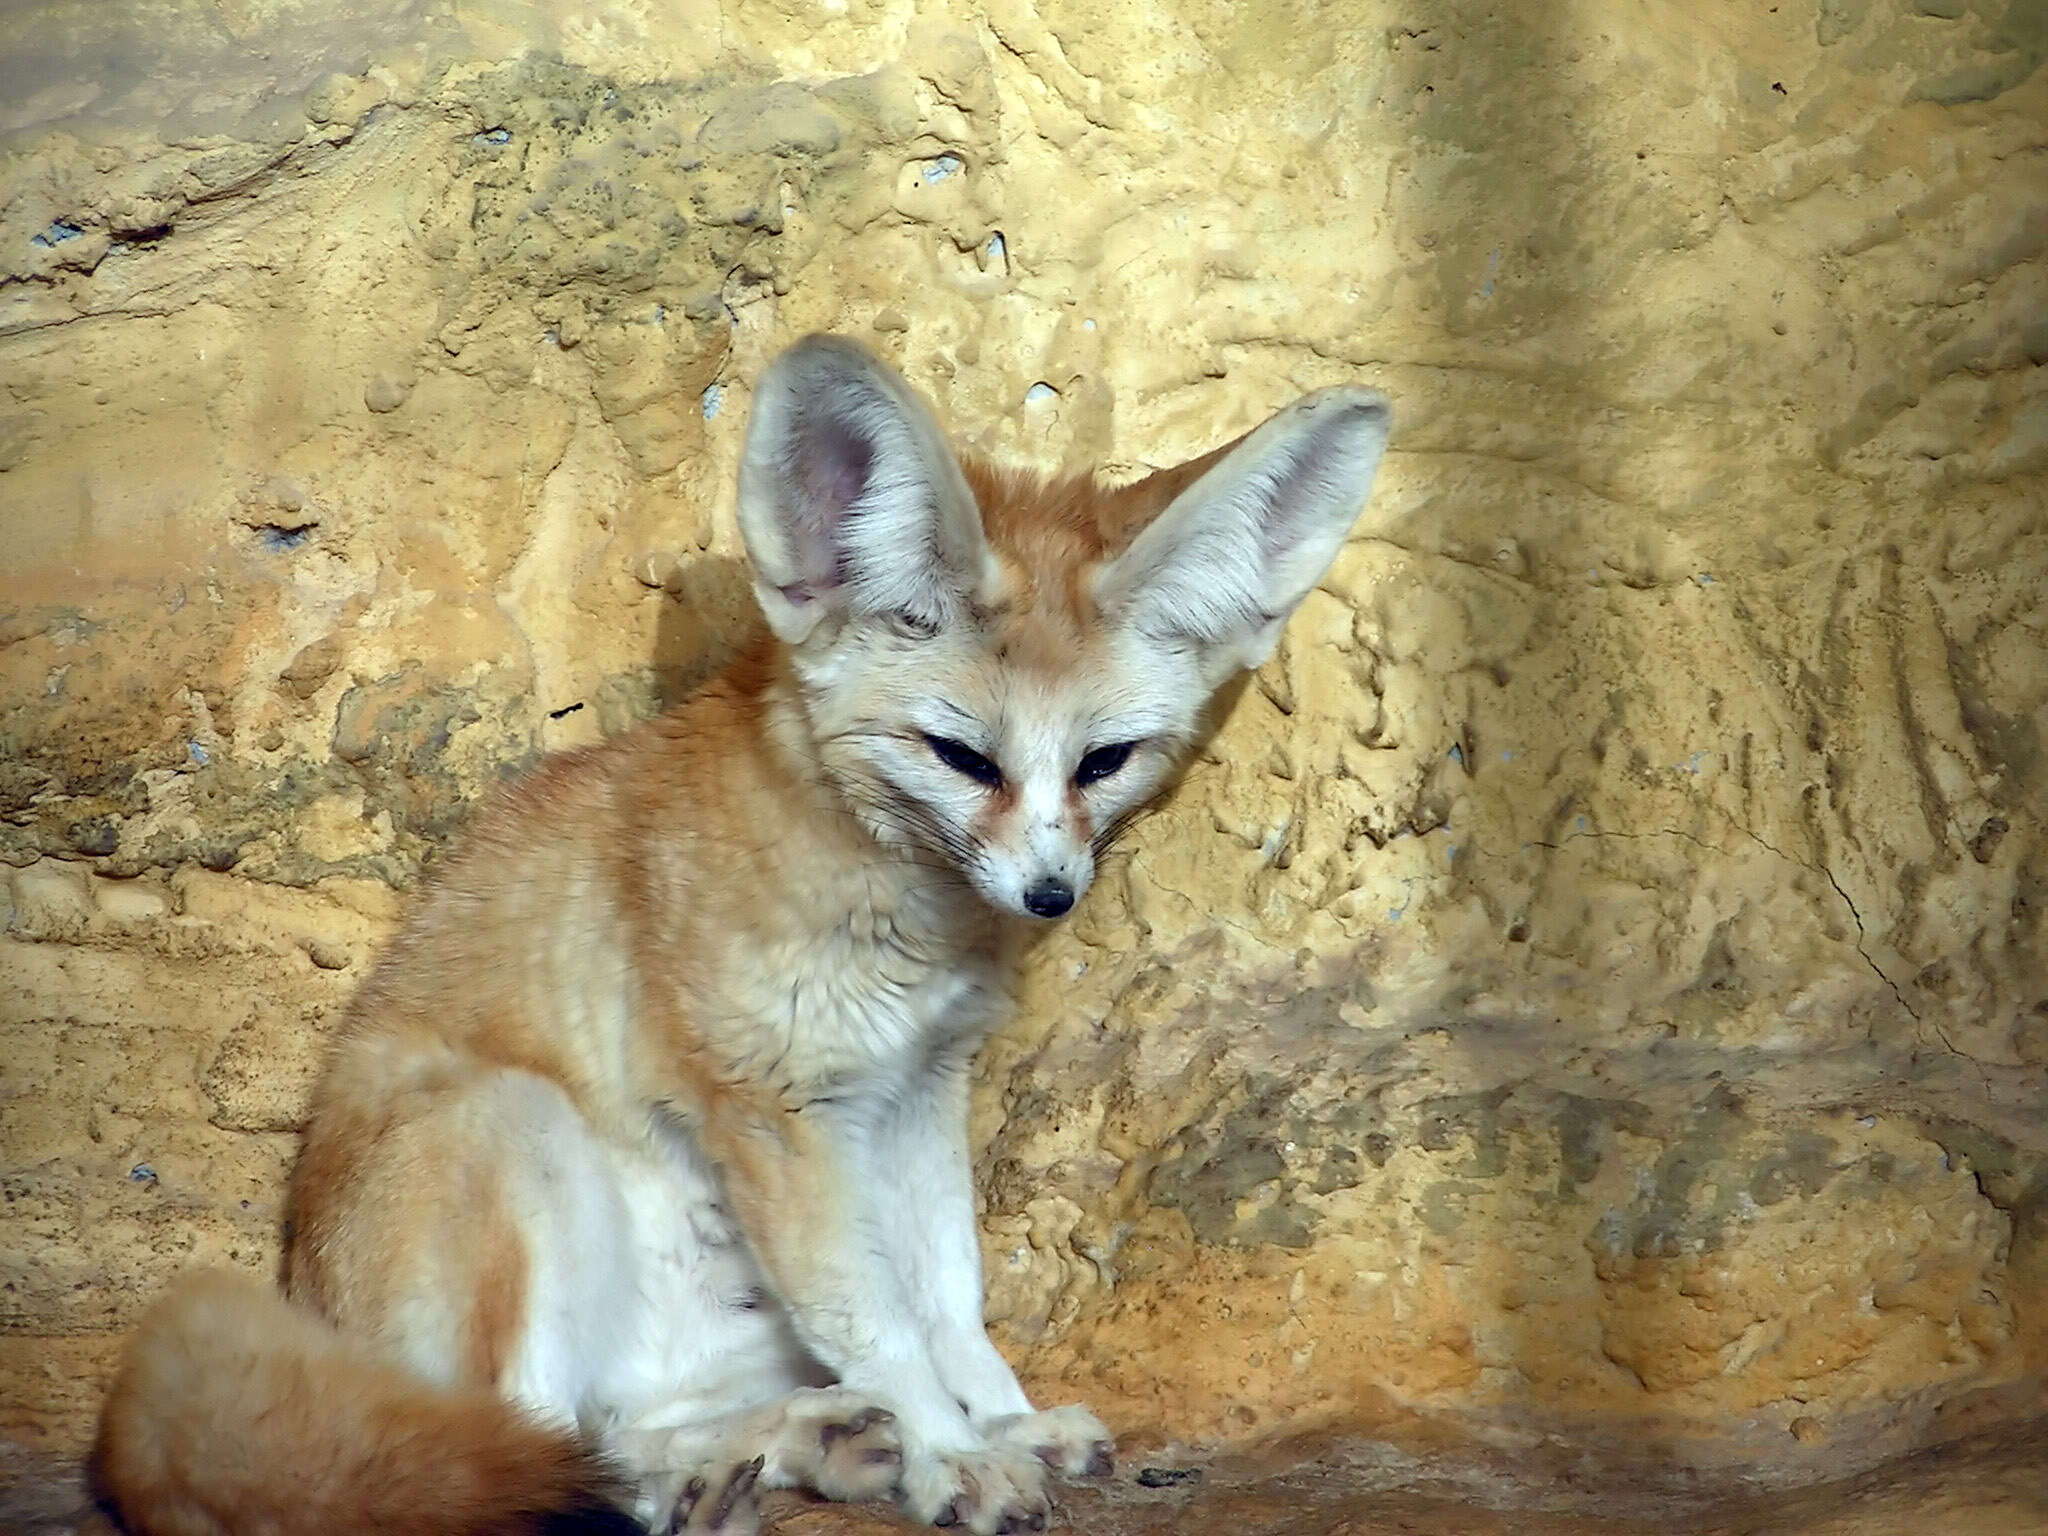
left=924, top=734, right=1002, bottom=787
left=1075, top=742, right=1134, bottom=786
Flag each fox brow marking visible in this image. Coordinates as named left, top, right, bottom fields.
left=927, top=699, right=991, bottom=743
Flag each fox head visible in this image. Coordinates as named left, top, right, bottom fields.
left=733, top=336, right=1392, bottom=923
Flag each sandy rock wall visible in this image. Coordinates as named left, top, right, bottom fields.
left=3, top=0, right=2044, bottom=1487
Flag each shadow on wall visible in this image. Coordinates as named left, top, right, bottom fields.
left=1442, top=2, right=1697, bottom=1494
left=648, top=554, right=759, bottom=712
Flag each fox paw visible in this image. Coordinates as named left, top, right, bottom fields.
left=900, top=1441, right=1052, bottom=1535
left=652, top=1453, right=763, bottom=1535
left=986, top=1403, right=1114, bottom=1481
left=772, top=1386, right=904, bottom=1502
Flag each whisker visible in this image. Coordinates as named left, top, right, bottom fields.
left=1093, top=800, right=1159, bottom=859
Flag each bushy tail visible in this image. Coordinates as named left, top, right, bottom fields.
left=95, top=1271, right=641, bottom=1536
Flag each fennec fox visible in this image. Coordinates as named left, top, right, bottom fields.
left=96, top=337, right=1392, bottom=1536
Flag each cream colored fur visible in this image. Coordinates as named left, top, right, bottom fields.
left=96, top=336, right=1392, bottom=1536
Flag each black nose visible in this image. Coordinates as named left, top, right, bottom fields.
left=1023, top=879, right=1075, bottom=918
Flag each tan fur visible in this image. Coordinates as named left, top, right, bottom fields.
left=100, top=551, right=1089, bottom=1535
left=96, top=1271, right=624, bottom=1536
left=95, top=337, right=1391, bottom=1536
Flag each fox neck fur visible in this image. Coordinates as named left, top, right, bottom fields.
left=314, top=631, right=1012, bottom=1160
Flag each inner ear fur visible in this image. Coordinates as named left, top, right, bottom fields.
left=734, top=336, right=996, bottom=644
left=1094, top=386, right=1393, bottom=670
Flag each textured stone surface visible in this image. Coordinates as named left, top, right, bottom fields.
left=2, top=0, right=2044, bottom=1514
left=7, top=1411, right=2048, bottom=1534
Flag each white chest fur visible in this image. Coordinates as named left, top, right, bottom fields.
left=712, top=868, right=1011, bottom=1098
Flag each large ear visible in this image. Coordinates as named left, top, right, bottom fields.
left=1093, top=387, right=1392, bottom=672
left=734, top=336, right=996, bottom=644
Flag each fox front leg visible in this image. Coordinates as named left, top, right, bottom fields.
left=871, top=1050, right=1116, bottom=1482
left=700, top=1093, right=1056, bottom=1535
